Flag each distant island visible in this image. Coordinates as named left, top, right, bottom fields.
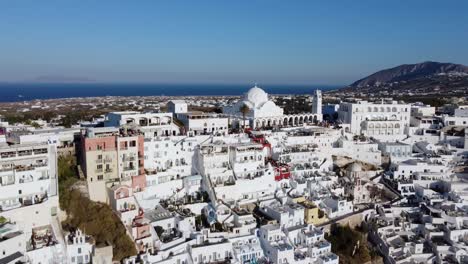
left=29, top=75, right=97, bottom=83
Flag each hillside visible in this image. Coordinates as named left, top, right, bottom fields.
left=336, top=61, right=468, bottom=97
left=351, top=61, right=468, bottom=87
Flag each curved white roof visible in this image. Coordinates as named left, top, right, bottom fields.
left=244, top=86, right=269, bottom=108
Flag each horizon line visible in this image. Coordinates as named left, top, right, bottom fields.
left=0, top=81, right=346, bottom=87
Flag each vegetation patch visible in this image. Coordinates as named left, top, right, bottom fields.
left=325, top=223, right=378, bottom=264
left=58, top=155, right=137, bottom=260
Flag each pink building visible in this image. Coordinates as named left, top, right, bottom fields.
left=81, top=127, right=146, bottom=203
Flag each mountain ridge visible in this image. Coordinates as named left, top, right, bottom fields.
left=350, top=61, right=468, bottom=88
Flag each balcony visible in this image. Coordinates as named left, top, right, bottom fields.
left=105, top=168, right=113, bottom=173
left=14, top=163, right=48, bottom=172
left=123, top=156, right=136, bottom=162
left=119, top=203, right=137, bottom=212
left=0, top=193, right=48, bottom=212
left=15, top=166, right=34, bottom=172
left=0, top=153, right=16, bottom=159
left=18, top=150, right=33, bottom=157
left=0, top=178, right=15, bottom=186
left=0, top=167, right=13, bottom=173
left=95, top=168, right=103, bottom=173
left=33, top=149, right=48, bottom=155
left=0, top=201, right=21, bottom=211
left=27, top=224, right=57, bottom=251
left=123, top=166, right=136, bottom=171
left=19, top=177, right=34, bottom=184
left=104, top=158, right=112, bottom=163
left=34, top=163, right=48, bottom=168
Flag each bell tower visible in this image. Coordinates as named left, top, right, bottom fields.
left=312, top=89, right=322, bottom=115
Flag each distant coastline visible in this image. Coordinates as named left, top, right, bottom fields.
left=0, top=83, right=341, bottom=102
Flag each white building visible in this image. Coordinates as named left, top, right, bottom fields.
left=167, top=100, right=188, bottom=115
left=410, top=103, right=435, bottom=117
left=0, top=143, right=59, bottom=232
left=0, top=143, right=63, bottom=264
left=104, top=111, right=180, bottom=138
left=65, top=229, right=94, bottom=264
left=319, top=197, right=353, bottom=219
left=338, top=100, right=410, bottom=140
left=224, top=86, right=322, bottom=129
left=335, top=139, right=382, bottom=166
left=378, top=141, right=412, bottom=160
left=177, top=112, right=228, bottom=136
left=260, top=200, right=305, bottom=228
left=389, top=159, right=449, bottom=181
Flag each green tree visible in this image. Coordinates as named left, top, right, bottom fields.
left=31, top=122, right=41, bottom=129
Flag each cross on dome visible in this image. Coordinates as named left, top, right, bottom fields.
left=244, top=85, right=269, bottom=108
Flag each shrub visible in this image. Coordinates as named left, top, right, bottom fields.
left=326, top=224, right=371, bottom=264
left=58, top=155, right=137, bottom=260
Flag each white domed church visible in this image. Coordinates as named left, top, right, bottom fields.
left=224, top=85, right=322, bottom=129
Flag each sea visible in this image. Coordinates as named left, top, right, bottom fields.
left=0, top=83, right=340, bottom=102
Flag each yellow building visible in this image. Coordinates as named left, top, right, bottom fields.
left=298, top=199, right=328, bottom=225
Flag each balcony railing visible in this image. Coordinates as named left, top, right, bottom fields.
left=18, top=151, right=33, bottom=157
left=123, top=166, right=136, bottom=171
left=0, top=167, right=13, bottom=172
left=15, top=163, right=47, bottom=172
left=123, top=156, right=136, bottom=161
left=0, top=193, right=48, bottom=212
left=0, top=179, right=15, bottom=186
left=105, top=168, right=113, bottom=173
left=95, top=168, right=103, bottom=173
left=33, top=149, right=48, bottom=155
left=19, top=178, right=34, bottom=184
left=0, top=153, right=16, bottom=159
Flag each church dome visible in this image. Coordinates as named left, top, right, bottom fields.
left=347, top=162, right=362, bottom=172
left=244, top=86, right=269, bottom=107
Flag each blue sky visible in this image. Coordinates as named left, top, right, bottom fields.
left=0, top=0, right=467, bottom=85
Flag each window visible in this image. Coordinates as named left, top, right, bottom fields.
left=98, top=175, right=103, bottom=181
